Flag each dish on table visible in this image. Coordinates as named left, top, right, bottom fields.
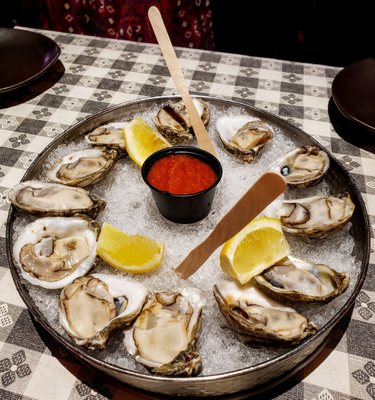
left=331, top=57, right=375, bottom=133
left=0, top=28, right=60, bottom=93
left=6, top=96, right=369, bottom=397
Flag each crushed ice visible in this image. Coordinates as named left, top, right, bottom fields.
left=11, top=101, right=360, bottom=376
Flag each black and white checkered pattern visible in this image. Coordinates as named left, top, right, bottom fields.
left=0, top=28, right=374, bottom=400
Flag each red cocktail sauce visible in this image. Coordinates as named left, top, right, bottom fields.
left=147, top=154, right=218, bottom=195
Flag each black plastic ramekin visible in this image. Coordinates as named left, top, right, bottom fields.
left=141, top=146, right=223, bottom=223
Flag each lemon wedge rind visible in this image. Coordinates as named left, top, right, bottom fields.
left=220, top=217, right=290, bottom=284
left=124, top=117, right=171, bottom=167
left=96, top=222, right=165, bottom=274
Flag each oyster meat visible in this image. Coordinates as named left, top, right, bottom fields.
left=272, top=146, right=330, bottom=188
left=59, top=273, right=148, bottom=349
left=254, top=255, right=349, bottom=302
left=13, top=216, right=98, bottom=289
left=124, top=287, right=205, bottom=376
left=154, top=98, right=209, bottom=144
left=86, top=123, right=127, bottom=156
left=47, top=148, right=117, bottom=187
left=8, top=180, right=105, bottom=218
left=216, top=115, right=272, bottom=162
left=280, top=192, right=355, bottom=239
left=213, top=280, right=318, bottom=345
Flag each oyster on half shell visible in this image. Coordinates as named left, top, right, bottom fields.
left=216, top=115, right=272, bottom=162
left=59, top=273, right=148, bottom=349
left=154, top=98, right=210, bottom=144
left=86, top=123, right=127, bottom=157
left=124, top=287, right=205, bottom=376
left=13, top=216, right=98, bottom=289
left=280, top=192, right=355, bottom=239
left=272, top=146, right=330, bottom=188
left=213, top=280, right=318, bottom=345
left=254, top=255, right=349, bottom=302
left=8, top=180, right=105, bottom=218
left=47, top=148, right=117, bottom=187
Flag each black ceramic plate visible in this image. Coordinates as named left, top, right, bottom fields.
left=331, top=57, right=375, bottom=133
left=0, top=28, right=60, bottom=93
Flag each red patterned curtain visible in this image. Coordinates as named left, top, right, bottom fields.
left=40, top=0, right=214, bottom=50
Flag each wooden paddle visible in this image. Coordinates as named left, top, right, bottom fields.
left=174, top=171, right=286, bottom=279
left=148, top=6, right=216, bottom=155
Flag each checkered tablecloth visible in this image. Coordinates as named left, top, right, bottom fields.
left=0, top=27, right=374, bottom=400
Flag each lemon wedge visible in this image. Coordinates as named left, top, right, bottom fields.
left=124, top=117, right=171, bottom=166
left=220, top=217, right=290, bottom=284
left=96, top=222, right=164, bottom=273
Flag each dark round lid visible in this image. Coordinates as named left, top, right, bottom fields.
left=332, top=57, right=375, bottom=133
left=0, top=28, right=60, bottom=93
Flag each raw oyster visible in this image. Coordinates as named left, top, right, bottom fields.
left=8, top=180, right=105, bottom=218
left=216, top=115, right=272, bottom=162
left=280, top=192, right=355, bottom=239
left=154, top=98, right=209, bottom=144
left=254, top=255, right=349, bottom=302
left=59, top=273, right=148, bottom=349
left=124, top=287, right=205, bottom=376
left=47, top=148, right=117, bottom=187
left=272, top=146, right=330, bottom=188
left=86, top=123, right=127, bottom=156
left=213, top=280, right=318, bottom=345
left=13, top=216, right=98, bottom=289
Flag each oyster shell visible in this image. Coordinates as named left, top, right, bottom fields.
left=254, top=255, right=349, bottom=302
left=154, top=98, right=209, bottom=144
left=47, top=148, right=117, bottom=187
left=86, top=123, right=127, bottom=157
left=8, top=180, right=105, bottom=218
left=280, top=192, right=355, bottom=239
left=216, top=115, right=272, bottom=162
left=124, top=287, right=205, bottom=376
left=213, top=280, right=318, bottom=345
left=13, top=216, right=98, bottom=289
left=273, top=146, right=330, bottom=188
left=59, top=273, right=148, bottom=349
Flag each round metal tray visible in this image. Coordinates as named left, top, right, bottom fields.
left=6, top=96, right=370, bottom=397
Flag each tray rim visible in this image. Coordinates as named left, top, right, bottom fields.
left=5, top=95, right=371, bottom=389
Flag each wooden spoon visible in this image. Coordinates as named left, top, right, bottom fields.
left=174, top=171, right=286, bottom=279
left=148, top=6, right=216, bottom=155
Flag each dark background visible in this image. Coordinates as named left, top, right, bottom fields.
left=1, top=0, right=374, bottom=67
left=211, top=0, right=374, bottom=67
